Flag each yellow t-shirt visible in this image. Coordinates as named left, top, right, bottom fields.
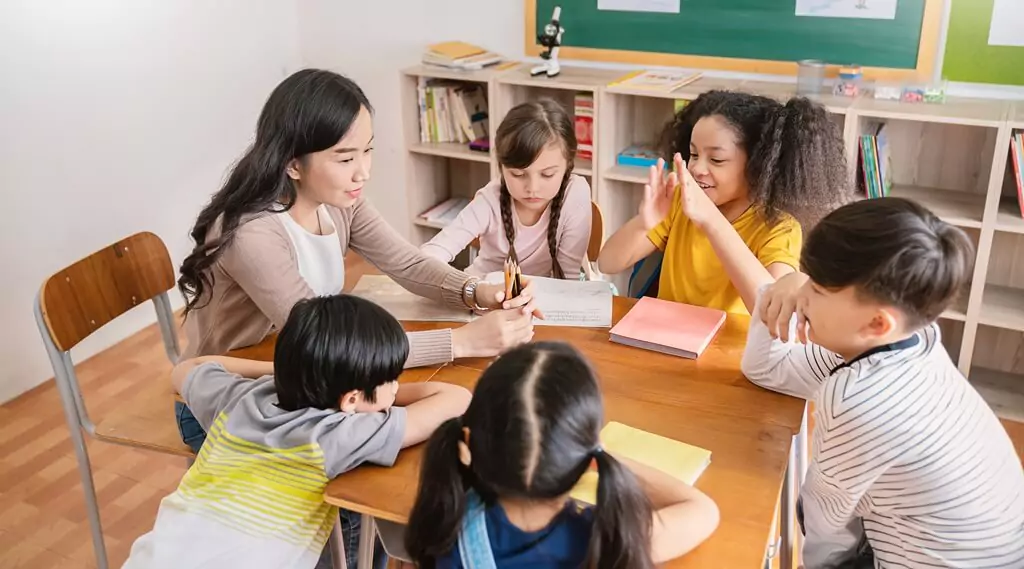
left=646, top=194, right=802, bottom=315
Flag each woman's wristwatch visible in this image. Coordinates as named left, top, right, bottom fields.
left=462, top=278, right=488, bottom=311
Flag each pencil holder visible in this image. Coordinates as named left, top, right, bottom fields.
left=797, top=60, right=826, bottom=96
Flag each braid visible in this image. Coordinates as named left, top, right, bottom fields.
left=499, top=180, right=519, bottom=264
left=546, top=174, right=570, bottom=279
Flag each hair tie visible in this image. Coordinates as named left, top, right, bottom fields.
left=591, top=445, right=604, bottom=458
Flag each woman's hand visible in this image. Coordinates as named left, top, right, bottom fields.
left=640, top=158, right=676, bottom=231
left=475, top=276, right=545, bottom=318
left=672, top=153, right=721, bottom=229
left=760, top=272, right=811, bottom=343
left=451, top=305, right=536, bottom=359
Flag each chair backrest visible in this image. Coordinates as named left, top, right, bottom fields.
left=39, top=232, right=176, bottom=351
left=588, top=201, right=604, bottom=262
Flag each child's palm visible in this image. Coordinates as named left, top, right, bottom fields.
left=640, top=159, right=676, bottom=230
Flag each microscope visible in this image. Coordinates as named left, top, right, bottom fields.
left=531, top=6, right=564, bottom=78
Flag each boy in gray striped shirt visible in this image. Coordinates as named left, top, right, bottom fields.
left=741, top=198, right=1024, bottom=568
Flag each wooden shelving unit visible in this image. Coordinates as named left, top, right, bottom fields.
left=399, top=64, right=1024, bottom=422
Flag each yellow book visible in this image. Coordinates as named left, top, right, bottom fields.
left=608, top=70, right=703, bottom=93
left=427, top=41, right=486, bottom=61
left=571, top=422, right=711, bottom=505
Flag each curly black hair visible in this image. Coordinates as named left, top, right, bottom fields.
left=659, top=90, right=852, bottom=226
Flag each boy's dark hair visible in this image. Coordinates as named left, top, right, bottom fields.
left=405, top=342, right=654, bottom=569
left=496, top=98, right=578, bottom=279
left=273, top=295, right=409, bottom=411
left=660, top=90, right=851, bottom=226
left=801, top=197, right=975, bottom=329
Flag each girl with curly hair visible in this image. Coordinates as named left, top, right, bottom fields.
left=599, top=90, right=851, bottom=314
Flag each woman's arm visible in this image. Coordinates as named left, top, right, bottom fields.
left=420, top=193, right=492, bottom=265
left=619, top=455, right=719, bottom=563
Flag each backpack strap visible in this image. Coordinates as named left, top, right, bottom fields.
left=457, top=490, right=497, bottom=569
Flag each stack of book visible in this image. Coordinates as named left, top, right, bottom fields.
left=574, top=93, right=594, bottom=162
left=608, top=70, right=703, bottom=93
left=422, top=41, right=502, bottom=71
left=1011, top=133, right=1024, bottom=219
left=419, top=197, right=470, bottom=228
left=416, top=79, right=489, bottom=151
left=859, top=123, right=893, bottom=199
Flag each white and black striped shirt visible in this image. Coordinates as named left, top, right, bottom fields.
left=742, top=296, right=1024, bottom=569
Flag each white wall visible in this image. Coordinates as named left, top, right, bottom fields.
left=295, top=0, right=524, bottom=232
left=0, top=0, right=301, bottom=403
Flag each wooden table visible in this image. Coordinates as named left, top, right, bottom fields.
left=232, top=297, right=806, bottom=568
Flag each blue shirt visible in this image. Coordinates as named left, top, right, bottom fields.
left=436, top=501, right=594, bottom=568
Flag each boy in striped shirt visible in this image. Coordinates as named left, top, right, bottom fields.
left=741, top=198, right=1024, bottom=568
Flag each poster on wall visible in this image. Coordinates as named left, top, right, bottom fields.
left=795, top=0, right=898, bottom=20
left=597, top=0, right=680, bottom=14
left=988, top=0, right=1024, bottom=47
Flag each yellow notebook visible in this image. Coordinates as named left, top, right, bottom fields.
left=427, top=41, right=486, bottom=61
left=571, top=422, right=711, bottom=505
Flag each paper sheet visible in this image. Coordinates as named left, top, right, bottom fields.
left=598, top=0, right=680, bottom=14
left=350, top=275, right=473, bottom=322
left=989, top=0, right=1024, bottom=47
left=795, top=0, right=897, bottom=20
left=484, top=273, right=613, bottom=328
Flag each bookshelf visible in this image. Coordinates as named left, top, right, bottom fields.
left=398, top=63, right=1024, bottom=422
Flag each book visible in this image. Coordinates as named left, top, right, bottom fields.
left=875, top=124, right=893, bottom=197
left=609, top=70, right=703, bottom=93
left=571, top=422, right=712, bottom=505
left=609, top=297, right=726, bottom=359
left=616, top=144, right=660, bottom=168
left=1011, top=133, right=1024, bottom=219
left=574, top=93, right=594, bottom=162
left=416, top=82, right=488, bottom=147
left=352, top=275, right=612, bottom=328
left=422, top=41, right=502, bottom=70
left=419, top=198, right=471, bottom=227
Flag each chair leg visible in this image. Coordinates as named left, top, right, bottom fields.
left=329, top=517, right=347, bottom=569
left=56, top=382, right=109, bottom=569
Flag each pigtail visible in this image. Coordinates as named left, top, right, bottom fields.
left=585, top=450, right=655, bottom=569
left=405, top=418, right=468, bottom=569
left=499, top=180, right=520, bottom=265
left=545, top=172, right=571, bottom=279
left=748, top=96, right=851, bottom=227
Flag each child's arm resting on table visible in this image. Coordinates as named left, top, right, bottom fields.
left=396, top=382, right=472, bottom=448
left=740, top=277, right=842, bottom=400
left=619, top=455, right=719, bottom=563
left=171, top=356, right=274, bottom=395
left=172, top=356, right=275, bottom=432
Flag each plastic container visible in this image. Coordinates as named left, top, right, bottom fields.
left=797, top=60, right=827, bottom=96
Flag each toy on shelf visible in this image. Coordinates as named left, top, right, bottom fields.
left=923, top=82, right=947, bottom=104
left=873, top=83, right=902, bottom=101
left=833, top=65, right=863, bottom=97
left=901, top=85, right=925, bottom=103
left=532, top=5, right=564, bottom=78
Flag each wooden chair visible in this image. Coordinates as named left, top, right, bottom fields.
left=34, top=232, right=189, bottom=569
left=583, top=200, right=605, bottom=281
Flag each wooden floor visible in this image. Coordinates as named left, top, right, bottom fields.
left=1, top=252, right=1022, bottom=569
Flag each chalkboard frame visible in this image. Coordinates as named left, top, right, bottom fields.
left=525, top=0, right=944, bottom=81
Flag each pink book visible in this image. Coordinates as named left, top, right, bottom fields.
left=609, top=297, right=726, bottom=359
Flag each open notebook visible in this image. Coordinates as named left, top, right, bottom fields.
left=609, top=297, right=726, bottom=359
left=350, top=274, right=612, bottom=327
left=571, top=422, right=711, bottom=505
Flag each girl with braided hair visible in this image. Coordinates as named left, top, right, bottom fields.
left=421, top=98, right=592, bottom=279
left=600, top=90, right=852, bottom=315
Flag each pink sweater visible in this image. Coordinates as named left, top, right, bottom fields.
left=421, top=175, right=592, bottom=278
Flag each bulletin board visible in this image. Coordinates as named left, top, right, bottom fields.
left=942, top=0, right=1024, bottom=86
left=526, top=0, right=944, bottom=81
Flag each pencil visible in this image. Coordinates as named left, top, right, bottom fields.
left=513, top=263, right=523, bottom=298
left=504, top=258, right=513, bottom=301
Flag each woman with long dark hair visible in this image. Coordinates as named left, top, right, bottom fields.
left=174, top=69, right=537, bottom=568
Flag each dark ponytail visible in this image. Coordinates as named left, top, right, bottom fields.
left=495, top=98, right=577, bottom=279
left=178, top=69, right=372, bottom=314
left=587, top=450, right=655, bottom=569
left=406, top=342, right=655, bottom=567
left=661, top=90, right=850, bottom=228
left=405, top=418, right=468, bottom=569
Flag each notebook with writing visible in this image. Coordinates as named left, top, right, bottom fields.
left=571, top=422, right=711, bottom=505
left=609, top=297, right=726, bottom=359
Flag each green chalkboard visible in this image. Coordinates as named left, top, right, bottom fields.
left=534, top=0, right=929, bottom=72
left=942, top=0, right=1024, bottom=86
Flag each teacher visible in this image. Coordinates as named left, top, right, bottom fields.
left=175, top=69, right=536, bottom=449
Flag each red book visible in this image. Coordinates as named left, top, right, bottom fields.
left=574, top=93, right=594, bottom=162
left=609, top=297, right=726, bottom=359
left=1012, top=134, right=1024, bottom=219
